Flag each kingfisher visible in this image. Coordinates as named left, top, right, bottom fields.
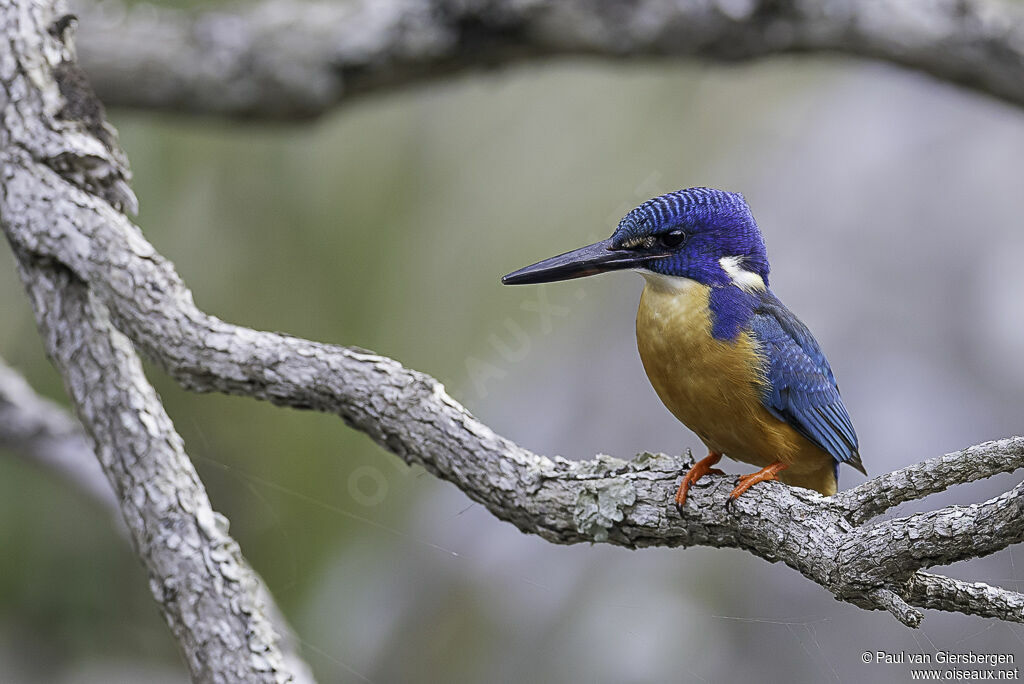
left=502, top=187, right=865, bottom=507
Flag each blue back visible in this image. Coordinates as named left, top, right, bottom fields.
left=744, top=289, right=864, bottom=476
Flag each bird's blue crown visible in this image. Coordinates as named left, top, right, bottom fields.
left=613, top=187, right=770, bottom=287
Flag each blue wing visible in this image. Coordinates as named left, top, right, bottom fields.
left=749, top=290, right=865, bottom=475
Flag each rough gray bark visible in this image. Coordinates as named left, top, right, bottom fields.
left=17, top=256, right=296, bottom=683
left=71, top=0, right=1024, bottom=120
left=0, top=1, right=310, bottom=681
left=834, top=439, right=1024, bottom=525
left=0, top=358, right=316, bottom=683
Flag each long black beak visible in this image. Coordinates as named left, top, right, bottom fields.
left=502, top=238, right=668, bottom=285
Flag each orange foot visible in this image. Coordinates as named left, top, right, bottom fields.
left=674, top=451, right=724, bottom=512
left=727, top=461, right=788, bottom=508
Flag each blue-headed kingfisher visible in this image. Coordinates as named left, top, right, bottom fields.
left=502, top=188, right=865, bottom=506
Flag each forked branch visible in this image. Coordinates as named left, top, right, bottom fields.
left=1, top=0, right=1022, bottom=642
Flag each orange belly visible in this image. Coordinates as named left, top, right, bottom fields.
left=635, top=276, right=837, bottom=495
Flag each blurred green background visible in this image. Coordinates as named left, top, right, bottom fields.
left=3, top=10, right=1024, bottom=683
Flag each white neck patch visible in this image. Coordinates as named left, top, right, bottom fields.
left=638, top=271, right=699, bottom=294
left=719, top=256, right=766, bottom=292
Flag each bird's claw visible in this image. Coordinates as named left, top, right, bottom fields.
left=673, top=453, right=724, bottom=512
left=725, top=462, right=788, bottom=511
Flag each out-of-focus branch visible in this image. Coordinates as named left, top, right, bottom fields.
left=0, top=356, right=315, bottom=682
left=71, top=0, right=1024, bottom=120
left=1, top=1, right=310, bottom=681
left=0, top=358, right=115, bottom=512
left=2, top=0, right=1023, bottom=631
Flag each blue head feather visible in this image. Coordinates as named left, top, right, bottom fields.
left=612, top=187, right=770, bottom=287
left=613, top=188, right=770, bottom=342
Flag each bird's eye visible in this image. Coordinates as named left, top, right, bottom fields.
left=659, top=230, right=687, bottom=248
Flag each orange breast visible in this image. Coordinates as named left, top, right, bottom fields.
left=635, top=275, right=837, bottom=495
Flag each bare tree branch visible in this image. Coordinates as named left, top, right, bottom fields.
left=1, top=1, right=310, bottom=680
left=0, top=356, right=315, bottom=683
left=867, top=589, right=923, bottom=629
left=15, top=255, right=299, bottom=682
left=909, top=572, right=1024, bottom=623
left=834, top=437, right=1024, bottom=524
left=862, top=481, right=1024, bottom=578
left=2, top=0, right=1023, bottom=638
left=0, top=356, right=116, bottom=512
left=71, top=0, right=1024, bottom=120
